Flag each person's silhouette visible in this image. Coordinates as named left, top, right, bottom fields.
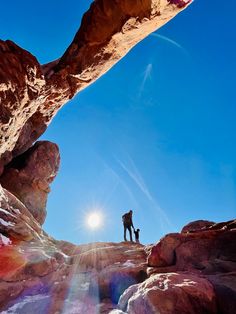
left=134, top=228, right=140, bottom=243
left=122, top=210, right=134, bottom=241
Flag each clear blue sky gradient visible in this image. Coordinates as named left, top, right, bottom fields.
left=1, top=1, right=235, bottom=244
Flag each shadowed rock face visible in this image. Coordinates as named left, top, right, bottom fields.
left=144, top=220, right=236, bottom=314
left=0, top=0, right=192, bottom=175
left=148, top=220, right=236, bottom=272
left=0, top=141, right=60, bottom=224
left=0, top=40, right=45, bottom=174
left=0, top=2, right=193, bottom=296
left=2, top=1, right=235, bottom=313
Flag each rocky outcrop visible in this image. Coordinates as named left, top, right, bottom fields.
left=0, top=141, right=60, bottom=224
left=137, top=219, right=236, bottom=314
left=181, top=219, right=215, bottom=233
left=0, top=0, right=192, bottom=175
left=0, top=186, right=148, bottom=313
left=148, top=219, right=236, bottom=273
left=119, top=272, right=217, bottom=314
left=0, top=41, right=45, bottom=173
left=3, top=1, right=235, bottom=314
left=0, top=186, right=235, bottom=314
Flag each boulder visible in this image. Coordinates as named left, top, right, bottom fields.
left=207, top=273, right=236, bottom=314
left=145, top=220, right=236, bottom=314
left=0, top=141, right=60, bottom=224
left=118, top=272, right=217, bottom=314
left=148, top=233, right=182, bottom=267
left=181, top=220, right=215, bottom=233
left=148, top=220, right=236, bottom=274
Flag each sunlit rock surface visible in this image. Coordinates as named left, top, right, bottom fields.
left=119, top=272, right=217, bottom=314
left=0, top=185, right=235, bottom=313
left=2, top=0, right=235, bottom=313
left=0, top=185, right=147, bottom=313
left=0, top=0, right=192, bottom=175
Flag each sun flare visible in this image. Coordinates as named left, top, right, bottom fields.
left=86, top=212, right=103, bottom=230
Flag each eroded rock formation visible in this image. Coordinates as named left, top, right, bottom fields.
left=0, top=0, right=193, bottom=275
left=0, top=0, right=191, bottom=176
left=0, top=141, right=60, bottom=224
left=2, top=1, right=235, bottom=313
left=0, top=185, right=235, bottom=313
left=0, top=186, right=147, bottom=313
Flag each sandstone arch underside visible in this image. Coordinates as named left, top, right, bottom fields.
left=0, top=0, right=191, bottom=223
left=1, top=1, right=235, bottom=314
left=0, top=0, right=191, bottom=175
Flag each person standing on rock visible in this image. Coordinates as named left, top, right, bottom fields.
left=122, top=210, right=134, bottom=242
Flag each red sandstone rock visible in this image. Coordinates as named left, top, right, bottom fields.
left=148, top=220, right=236, bottom=273
left=118, top=272, right=217, bottom=314
left=0, top=187, right=63, bottom=281
left=0, top=141, right=60, bottom=224
left=148, top=233, right=182, bottom=267
left=0, top=0, right=192, bottom=174
left=0, top=188, right=235, bottom=314
left=146, top=220, right=236, bottom=314
left=207, top=273, right=236, bottom=314
left=181, top=220, right=215, bottom=233
left=0, top=40, right=45, bottom=172
left=2, top=2, right=235, bottom=314
left=0, top=188, right=148, bottom=313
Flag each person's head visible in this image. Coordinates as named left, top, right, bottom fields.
left=137, top=229, right=140, bottom=232
left=129, top=210, right=133, bottom=215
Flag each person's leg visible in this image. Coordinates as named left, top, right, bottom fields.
left=128, top=226, right=133, bottom=242
left=124, top=226, right=127, bottom=241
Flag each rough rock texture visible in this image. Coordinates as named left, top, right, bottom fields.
left=181, top=219, right=215, bottom=233
left=148, top=219, right=236, bottom=273
left=0, top=41, right=45, bottom=173
left=143, top=219, right=236, bottom=314
left=119, top=272, right=217, bottom=314
left=2, top=1, right=235, bottom=314
left=0, top=0, right=192, bottom=175
left=0, top=141, right=60, bottom=224
left=0, top=186, right=147, bottom=313
left=0, top=185, right=235, bottom=313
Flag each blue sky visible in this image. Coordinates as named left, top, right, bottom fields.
left=1, top=1, right=235, bottom=244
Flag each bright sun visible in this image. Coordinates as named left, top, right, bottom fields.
left=86, top=212, right=103, bottom=229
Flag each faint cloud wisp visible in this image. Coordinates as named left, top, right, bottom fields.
left=151, top=32, right=189, bottom=56
left=115, top=153, right=173, bottom=231
left=138, top=63, right=153, bottom=98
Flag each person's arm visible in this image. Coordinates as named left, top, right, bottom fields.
left=131, top=218, right=134, bottom=229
